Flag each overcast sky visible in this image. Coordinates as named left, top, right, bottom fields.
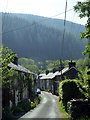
left=0, top=0, right=87, bottom=25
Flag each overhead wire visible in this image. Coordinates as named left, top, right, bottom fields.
left=61, top=0, right=84, bottom=60
left=67, top=0, right=81, bottom=60
left=67, top=12, right=76, bottom=59
left=61, top=0, right=68, bottom=60
left=2, top=0, right=9, bottom=36
left=1, top=8, right=73, bottom=35
left=1, top=0, right=85, bottom=61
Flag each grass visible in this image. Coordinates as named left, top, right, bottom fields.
left=58, top=99, right=71, bottom=119
left=58, top=99, right=90, bottom=120
left=76, top=116, right=90, bottom=120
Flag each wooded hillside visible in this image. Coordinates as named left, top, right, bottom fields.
left=2, top=13, right=87, bottom=60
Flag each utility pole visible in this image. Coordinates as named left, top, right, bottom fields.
left=60, top=59, right=63, bottom=80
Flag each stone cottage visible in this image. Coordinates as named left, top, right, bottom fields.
left=39, top=60, right=81, bottom=95
left=2, top=56, right=37, bottom=108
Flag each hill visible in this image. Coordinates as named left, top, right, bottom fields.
left=2, top=13, right=87, bottom=60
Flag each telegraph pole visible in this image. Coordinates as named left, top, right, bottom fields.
left=60, top=59, right=63, bottom=80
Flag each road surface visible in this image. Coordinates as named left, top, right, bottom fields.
left=19, top=91, right=63, bottom=119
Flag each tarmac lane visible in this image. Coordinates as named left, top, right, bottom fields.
left=19, top=91, right=63, bottom=119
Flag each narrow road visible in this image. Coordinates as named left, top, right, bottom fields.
left=19, top=91, right=63, bottom=119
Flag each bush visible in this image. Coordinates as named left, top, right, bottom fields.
left=18, top=99, right=31, bottom=112
left=2, top=107, right=16, bottom=120
left=31, top=102, right=36, bottom=109
left=59, top=79, right=86, bottom=112
left=11, top=106, right=22, bottom=115
left=38, top=95, right=42, bottom=103
left=58, top=100, right=70, bottom=118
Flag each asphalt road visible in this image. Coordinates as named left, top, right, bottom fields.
left=19, top=91, right=63, bottom=119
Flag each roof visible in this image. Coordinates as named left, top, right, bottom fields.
left=40, top=71, right=60, bottom=80
left=39, top=73, right=46, bottom=77
left=40, top=67, right=80, bottom=80
left=56, top=67, right=69, bottom=76
left=8, top=62, right=35, bottom=74
left=40, top=72, right=53, bottom=80
left=87, top=69, right=90, bottom=75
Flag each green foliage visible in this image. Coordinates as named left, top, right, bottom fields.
left=58, top=100, right=70, bottom=118
left=76, top=57, right=90, bottom=71
left=76, top=116, right=90, bottom=120
left=11, top=106, right=22, bottom=115
left=59, top=79, right=85, bottom=102
left=10, top=95, right=41, bottom=117
left=25, top=64, right=39, bottom=73
left=74, top=1, right=90, bottom=57
left=0, top=45, right=16, bottom=88
left=83, top=40, right=90, bottom=58
left=64, top=60, right=70, bottom=67
left=18, top=57, right=89, bottom=75
left=2, top=107, right=16, bottom=120
left=74, top=1, right=90, bottom=18
left=31, top=95, right=41, bottom=109
left=18, top=58, right=39, bottom=73
left=31, top=102, right=36, bottom=109
left=38, top=95, right=42, bottom=103
left=78, top=67, right=89, bottom=98
left=18, top=99, right=31, bottom=112
left=58, top=100, right=66, bottom=113
left=3, top=13, right=87, bottom=60
left=19, top=58, right=35, bottom=66
left=80, top=67, right=88, bottom=86
left=59, top=79, right=88, bottom=112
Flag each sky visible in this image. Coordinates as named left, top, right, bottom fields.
left=0, top=0, right=87, bottom=25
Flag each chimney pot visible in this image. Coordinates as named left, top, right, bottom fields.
left=12, top=55, right=18, bottom=65
left=69, top=60, right=76, bottom=69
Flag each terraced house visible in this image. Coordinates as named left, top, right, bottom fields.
left=39, top=60, right=81, bottom=95
left=2, top=56, right=37, bottom=108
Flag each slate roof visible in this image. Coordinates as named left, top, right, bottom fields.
left=39, top=73, right=46, bottom=77
left=40, top=67, right=80, bottom=80
left=8, top=62, right=35, bottom=74
left=56, top=67, right=69, bottom=76
left=40, top=72, right=54, bottom=80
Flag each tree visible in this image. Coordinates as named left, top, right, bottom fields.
left=0, top=45, right=16, bottom=88
left=74, top=1, right=90, bottom=58
left=25, top=64, right=39, bottom=73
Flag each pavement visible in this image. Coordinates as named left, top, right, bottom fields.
left=18, top=91, right=63, bottom=119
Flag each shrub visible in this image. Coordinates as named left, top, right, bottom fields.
left=58, top=100, right=70, bottom=118
left=38, top=95, right=42, bottom=103
left=31, top=102, right=36, bottom=109
left=59, top=79, right=86, bottom=112
left=18, top=99, right=31, bottom=112
left=2, top=107, right=16, bottom=120
left=11, top=106, right=22, bottom=115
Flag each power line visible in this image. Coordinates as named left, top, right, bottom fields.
left=3, top=0, right=9, bottom=30
left=51, top=8, right=73, bottom=18
left=64, top=0, right=80, bottom=60
left=61, top=0, right=68, bottom=59
left=2, top=8, right=73, bottom=35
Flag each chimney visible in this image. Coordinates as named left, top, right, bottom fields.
left=12, top=55, right=18, bottom=65
left=69, top=60, right=76, bottom=69
left=46, top=70, right=49, bottom=75
left=53, top=68, right=57, bottom=73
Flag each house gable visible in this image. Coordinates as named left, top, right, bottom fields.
left=63, top=67, right=80, bottom=79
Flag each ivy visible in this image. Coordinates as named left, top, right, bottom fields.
left=0, top=45, right=16, bottom=88
left=59, top=79, right=88, bottom=112
left=59, top=79, right=88, bottom=101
